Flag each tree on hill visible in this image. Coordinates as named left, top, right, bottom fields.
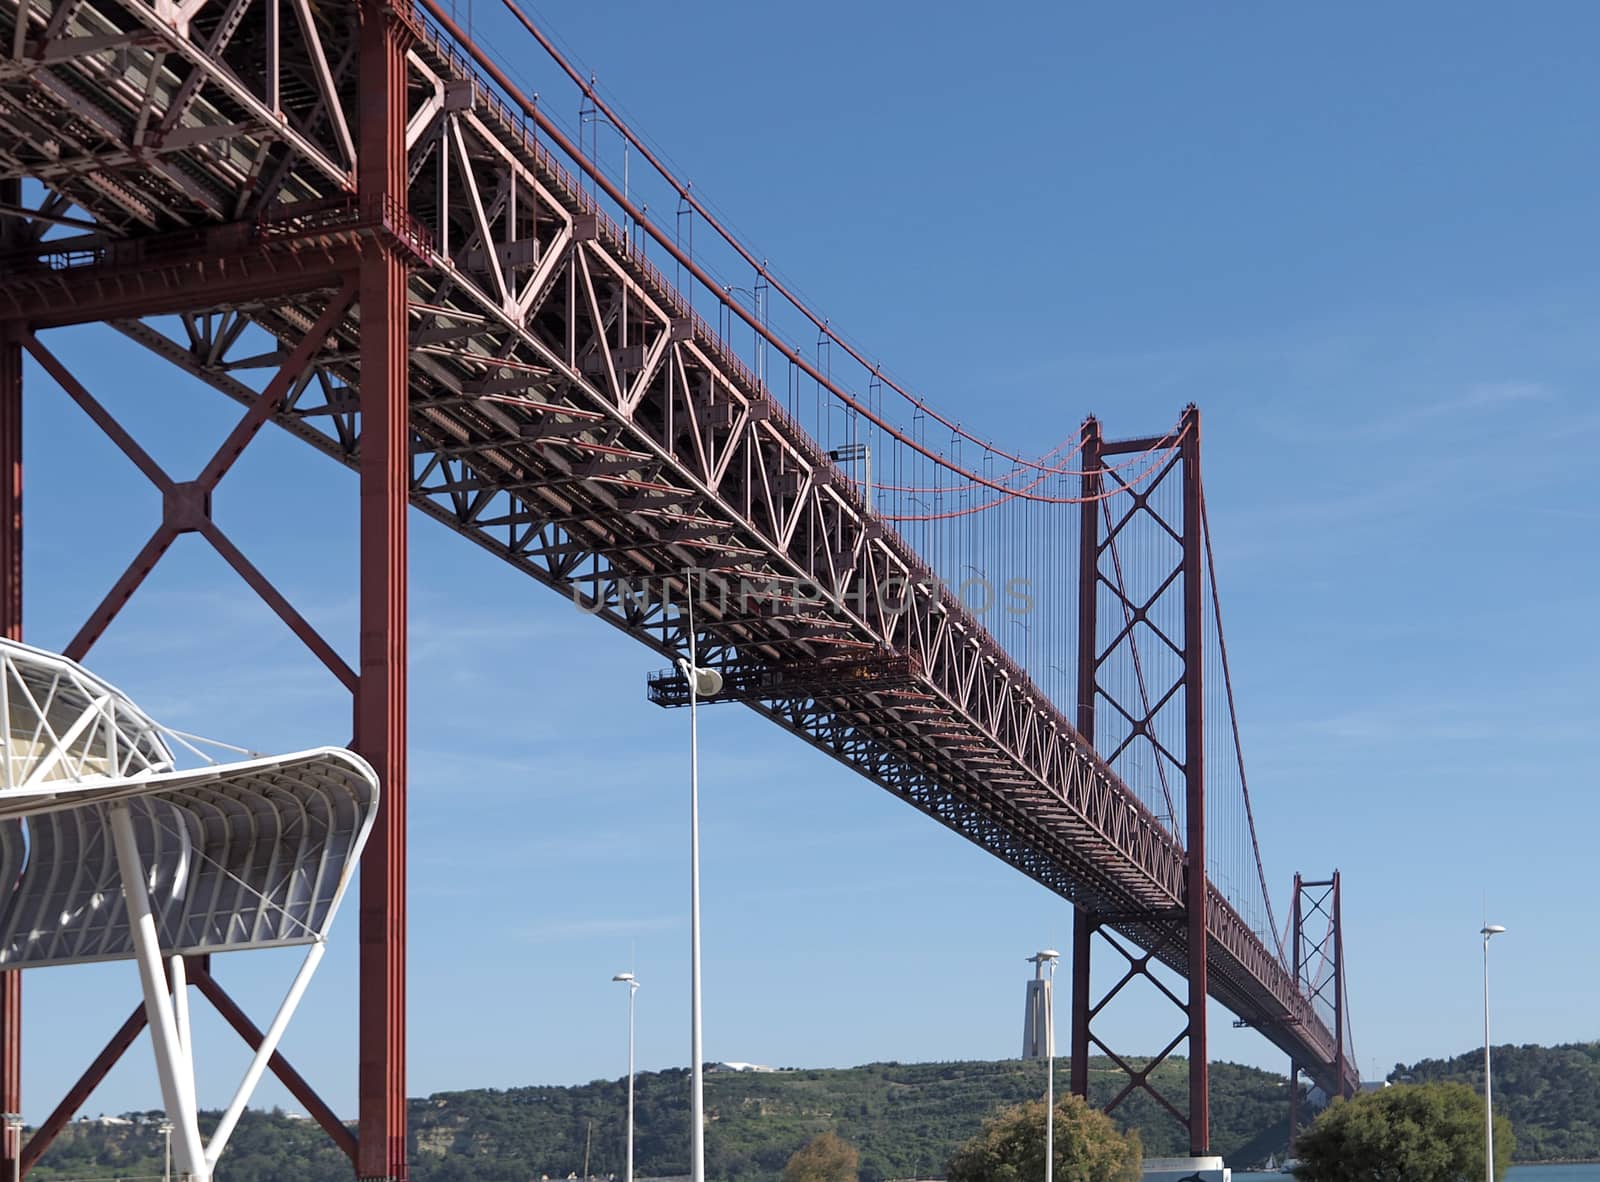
left=1398, top=1041, right=1600, bottom=1162
left=783, top=1132, right=859, bottom=1182
left=946, top=1095, right=1140, bottom=1182
left=1292, top=1081, right=1514, bottom=1182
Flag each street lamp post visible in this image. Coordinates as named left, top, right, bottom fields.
left=2, top=1111, right=20, bottom=1182
left=1027, top=950, right=1061, bottom=1182
left=612, top=973, right=640, bottom=1182
left=679, top=582, right=722, bottom=1182
left=1481, top=924, right=1506, bottom=1182
left=826, top=443, right=873, bottom=514
left=158, top=1120, right=173, bottom=1182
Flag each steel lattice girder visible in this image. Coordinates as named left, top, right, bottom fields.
left=0, top=0, right=1353, bottom=1098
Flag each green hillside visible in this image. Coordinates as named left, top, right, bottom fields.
left=32, top=1057, right=1286, bottom=1182
left=32, top=1042, right=1600, bottom=1180
left=1395, top=1041, right=1600, bottom=1163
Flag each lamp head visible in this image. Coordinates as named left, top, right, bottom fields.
left=612, top=972, right=636, bottom=983
left=675, top=656, right=723, bottom=695
left=1482, top=924, right=1506, bottom=937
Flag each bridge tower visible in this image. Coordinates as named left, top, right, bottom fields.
left=0, top=1, right=417, bottom=1177
left=1288, top=871, right=1350, bottom=1149
left=1070, top=404, right=1212, bottom=1155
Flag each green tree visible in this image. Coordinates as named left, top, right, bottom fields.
left=783, top=1132, right=859, bottom=1182
left=947, top=1095, right=1140, bottom=1182
left=1292, top=1082, right=1514, bottom=1182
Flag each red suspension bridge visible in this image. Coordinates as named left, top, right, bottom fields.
left=0, top=0, right=1354, bottom=1175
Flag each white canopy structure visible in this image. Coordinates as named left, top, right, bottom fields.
left=0, top=638, right=380, bottom=1181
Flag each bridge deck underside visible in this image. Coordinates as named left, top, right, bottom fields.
left=0, top=0, right=1355, bottom=1099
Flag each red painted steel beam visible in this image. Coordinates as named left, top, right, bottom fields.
left=354, top=2, right=412, bottom=1177
left=1098, top=433, right=1175, bottom=458
left=1287, top=1061, right=1300, bottom=1154
left=0, top=233, right=362, bottom=327
left=1098, top=1027, right=1190, bottom=1126
left=19, top=1005, right=147, bottom=1175
left=22, top=333, right=176, bottom=493
left=1077, top=923, right=1193, bottom=1131
left=0, top=319, right=21, bottom=1178
left=26, top=286, right=358, bottom=670
left=63, top=525, right=179, bottom=663
left=1290, top=872, right=1304, bottom=1149
left=1091, top=927, right=1188, bottom=1016
left=23, top=329, right=182, bottom=660
left=199, top=520, right=359, bottom=693
left=193, top=969, right=358, bottom=1164
left=1069, top=913, right=1091, bottom=1099
left=192, top=281, right=355, bottom=489
left=1180, top=404, right=1209, bottom=1155
left=1333, top=871, right=1346, bottom=1096
left=1070, top=415, right=1102, bottom=1102
left=0, top=327, right=18, bottom=628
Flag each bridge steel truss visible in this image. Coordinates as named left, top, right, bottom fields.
left=0, top=0, right=1356, bottom=1174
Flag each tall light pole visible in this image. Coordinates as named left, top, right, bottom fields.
left=612, top=972, right=640, bottom=1182
left=1027, top=949, right=1060, bottom=1182
left=679, top=581, right=722, bottom=1182
left=1481, top=924, right=1505, bottom=1182
left=159, top=1120, right=173, bottom=1182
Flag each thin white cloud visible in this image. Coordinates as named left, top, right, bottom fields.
left=1263, top=697, right=1594, bottom=749
left=518, top=914, right=683, bottom=943
left=1351, top=380, right=1551, bottom=439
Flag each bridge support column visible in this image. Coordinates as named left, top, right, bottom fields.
left=1290, top=871, right=1304, bottom=1155
left=0, top=313, right=21, bottom=1179
left=1180, top=405, right=1209, bottom=1156
left=1288, top=1061, right=1300, bottom=1154
left=1070, top=416, right=1102, bottom=1105
left=354, top=1, right=412, bottom=1178
left=1332, top=874, right=1346, bottom=1094
left=1069, top=907, right=1091, bottom=1100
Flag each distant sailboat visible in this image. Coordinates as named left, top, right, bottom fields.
left=1265, top=1154, right=1279, bottom=1170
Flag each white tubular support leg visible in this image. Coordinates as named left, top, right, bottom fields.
left=108, top=804, right=208, bottom=1182
left=169, top=954, right=199, bottom=1125
left=205, top=939, right=327, bottom=1170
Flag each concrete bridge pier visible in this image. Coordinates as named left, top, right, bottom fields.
left=1143, top=1156, right=1231, bottom=1182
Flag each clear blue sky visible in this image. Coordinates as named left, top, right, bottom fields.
left=14, top=0, right=1599, bottom=1123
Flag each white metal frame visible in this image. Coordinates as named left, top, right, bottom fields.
left=0, top=639, right=380, bottom=1182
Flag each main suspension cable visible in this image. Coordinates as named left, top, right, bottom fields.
left=487, top=0, right=1152, bottom=483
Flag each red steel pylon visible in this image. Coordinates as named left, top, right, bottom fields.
left=1071, top=406, right=1211, bottom=1156
left=0, top=5, right=416, bottom=1174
